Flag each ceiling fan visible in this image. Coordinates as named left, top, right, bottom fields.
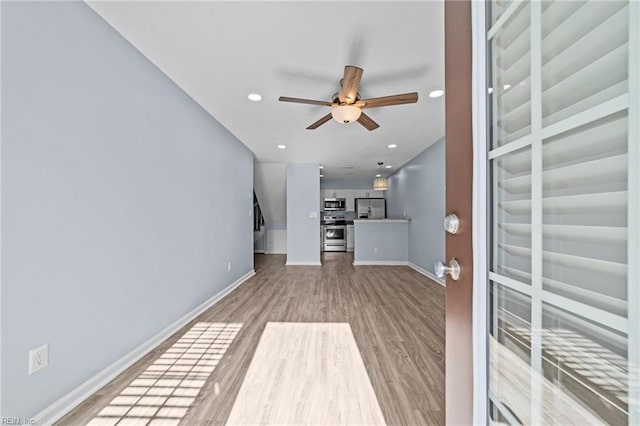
left=279, top=65, right=419, bottom=131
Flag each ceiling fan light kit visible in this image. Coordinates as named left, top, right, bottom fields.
left=331, top=105, right=362, bottom=123
left=279, top=65, right=418, bottom=131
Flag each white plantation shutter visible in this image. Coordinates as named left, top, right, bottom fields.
left=487, top=0, right=638, bottom=424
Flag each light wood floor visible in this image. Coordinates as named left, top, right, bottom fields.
left=58, top=253, right=445, bottom=425
left=226, top=322, right=386, bottom=425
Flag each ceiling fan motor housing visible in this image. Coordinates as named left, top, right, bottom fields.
left=331, top=92, right=361, bottom=105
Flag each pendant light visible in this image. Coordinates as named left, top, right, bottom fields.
left=373, top=162, right=389, bottom=191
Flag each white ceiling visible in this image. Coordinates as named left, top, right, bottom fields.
left=87, top=1, right=444, bottom=180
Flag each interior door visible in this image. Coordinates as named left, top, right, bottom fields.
left=444, top=0, right=474, bottom=423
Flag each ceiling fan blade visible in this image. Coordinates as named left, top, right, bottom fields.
left=357, top=92, right=419, bottom=109
left=306, top=113, right=333, bottom=130
left=357, top=112, right=380, bottom=131
left=339, top=65, right=364, bottom=104
left=279, top=96, right=333, bottom=107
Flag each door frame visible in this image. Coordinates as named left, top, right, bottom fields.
left=470, top=1, right=489, bottom=424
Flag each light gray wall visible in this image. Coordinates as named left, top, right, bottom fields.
left=353, top=221, right=409, bottom=263
left=286, top=164, right=320, bottom=264
left=1, top=1, right=253, bottom=418
left=385, top=138, right=445, bottom=272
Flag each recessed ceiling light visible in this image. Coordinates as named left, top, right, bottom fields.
left=488, top=87, right=494, bottom=94
left=277, top=144, right=286, bottom=149
left=248, top=93, right=262, bottom=102
left=385, top=165, right=392, bottom=169
left=320, top=174, right=324, bottom=178
left=503, top=84, right=511, bottom=91
left=428, top=90, right=444, bottom=98
left=388, top=144, right=397, bottom=149
left=319, top=165, right=323, bottom=169
left=376, top=174, right=382, bottom=177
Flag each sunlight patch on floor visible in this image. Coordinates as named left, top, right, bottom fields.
left=226, top=322, right=386, bottom=426
left=87, top=322, right=242, bottom=426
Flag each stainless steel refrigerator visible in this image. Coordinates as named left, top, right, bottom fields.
left=356, top=198, right=386, bottom=219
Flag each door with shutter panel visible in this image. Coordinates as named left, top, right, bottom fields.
left=484, top=0, right=639, bottom=424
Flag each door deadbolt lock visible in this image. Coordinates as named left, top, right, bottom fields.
left=443, top=214, right=460, bottom=234
left=434, top=258, right=462, bottom=281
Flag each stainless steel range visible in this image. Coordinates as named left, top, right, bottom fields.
left=322, top=214, right=347, bottom=252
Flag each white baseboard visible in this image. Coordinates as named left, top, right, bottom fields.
left=409, top=262, right=446, bottom=286
left=285, top=261, right=322, bottom=266
left=352, top=260, right=409, bottom=266
left=254, top=249, right=266, bottom=254
left=266, top=250, right=286, bottom=255
left=33, top=269, right=256, bottom=425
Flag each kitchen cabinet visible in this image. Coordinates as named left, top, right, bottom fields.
left=322, top=189, right=335, bottom=199
left=346, top=225, right=354, bottom=252
left=345, top=190, right=356, bottom=211
left=322, top=189, right=349, bottom=199
left=321, top=188, right=385, bottom=212
left=367, top=190, right=384, bottom=198
left=353, top=189, right=368, bottom=200
left=334, top=189, right=348, bottom=199
left=353, top=189, right=383, bottom=199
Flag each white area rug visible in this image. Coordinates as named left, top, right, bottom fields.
left=226, top=322, right=386, bottom=425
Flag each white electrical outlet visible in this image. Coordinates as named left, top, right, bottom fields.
left=29, top=344, right=49, bottom=375
left=227, top=262, right=232, bottom=272
left=374, top=247, right=379, bottom=254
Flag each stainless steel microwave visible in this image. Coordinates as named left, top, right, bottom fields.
left=323, top=198, right=346, bottom=211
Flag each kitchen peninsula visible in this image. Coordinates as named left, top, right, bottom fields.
left=352, top=219, right=410, bottom=265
